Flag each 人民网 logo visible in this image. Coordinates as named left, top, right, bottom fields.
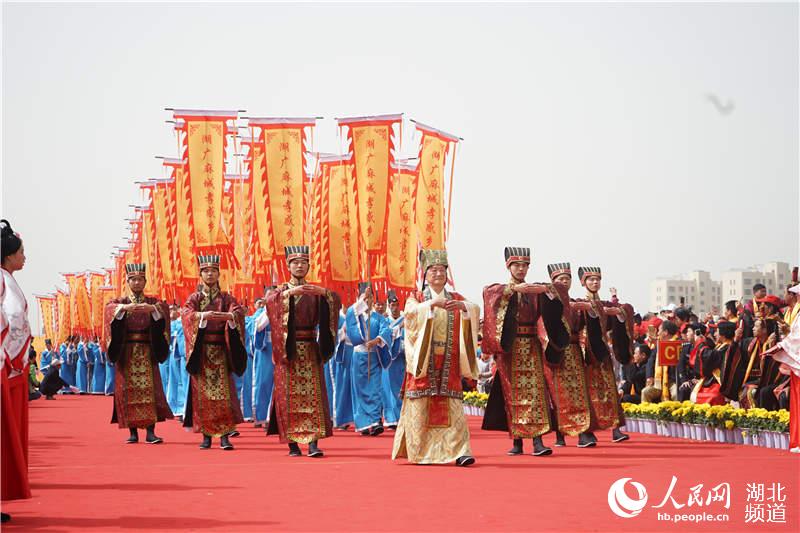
left=608, top=478, right=649, bottom=518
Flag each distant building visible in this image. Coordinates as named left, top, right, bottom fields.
left=650, top=262, right=790, bottom=315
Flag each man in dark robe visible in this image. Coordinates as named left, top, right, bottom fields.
left=103, top=263, right=172, bottom=444
left=481, top=247, right=571, bottom=456
left=181, top=255, right=247, bottom=450
left=692, top=321, right=733, bottom=405
left=266, top=245, right=341, bottom=458
left=573, top=266, right=634, bottom=444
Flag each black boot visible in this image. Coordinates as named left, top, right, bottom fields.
left=577, top=432, right=597, bottom=448
left=532, top=436, right=553, bottom=456
left=227, top=430, right=241, bottom=438
left=456, top=455, right=476, bottom=466
left=145, top=424, right=163, bottom=444
left=584, top=431, right=598, bottom=444
left=126, top=428, right=138, bottom=444
left=507, top=438, right=523, bottom=455
left=220, top=435, right=234, bottom=450
left=199, top=434, right=212, bottom=449
left=308, top=440, right=324, bottom=458
left=288, top=442, right=302, bottom=456
left=1, top=513, right=10, bottom=523
left=554, top=431, right=566, bottom=447
left=612, top=427, right=630, bottom=443
left=369, top=425, right=384, bottom=437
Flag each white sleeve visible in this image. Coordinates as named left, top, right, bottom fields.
left=255, top=311, right=270, bottom=332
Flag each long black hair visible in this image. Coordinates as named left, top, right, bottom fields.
left=0, top=219, right=22, bottom=263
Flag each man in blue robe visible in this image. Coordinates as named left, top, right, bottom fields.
left=89, top=337, right=106, bottom=394
left=329, top=311, right=355, bottom=430
left=345, top=283, right=392, bottom=436
left=104, top=346, right=115, bottom=395
left=59, top=337, right=76, bottom=393
left=167, top=305, right=187, bottom=417
left=76, top=337, right=90, bottom=394
left=40, top=339, right=56, bottom=374
left=237, top=311, right=255, bottom=422
left=158, top=330, right=171, bottom=399
left=380, top=292, right=405, bottom=429
left=252, top=297, right=274, bottom=427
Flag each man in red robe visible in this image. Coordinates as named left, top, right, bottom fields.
left=103, top=263, right=172, bottom=444
left=547, top=262, right=598, bottom=448
left=181, top=255, right=247, bottom=450
left=481, top=247, right=571, bottom=456
left=266, top=245, right=341, bottom=458
left=573, top=266, right=634, bottom=444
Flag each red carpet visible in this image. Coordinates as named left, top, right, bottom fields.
left=2, top=395, right=798, bottom=532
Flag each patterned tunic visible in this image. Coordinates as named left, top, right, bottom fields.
left=104, top=295, right=173, bottom=428
left=181, top=287, right=247, bottom=437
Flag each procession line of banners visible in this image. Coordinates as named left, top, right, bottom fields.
left=36, top=111, right=460, bottom=343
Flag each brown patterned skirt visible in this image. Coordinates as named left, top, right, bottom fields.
left=113, top=341, right=173, bottom=428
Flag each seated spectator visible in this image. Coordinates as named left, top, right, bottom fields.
left=619, top=344, right=649, bottom=403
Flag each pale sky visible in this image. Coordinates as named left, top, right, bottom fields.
left=2, top=2, right=798, bottom=332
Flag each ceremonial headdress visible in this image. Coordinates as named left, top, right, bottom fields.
left=717, top=320, right=736, bottom=339
left=197, top=255, right=220, bottom=270
left=578, top=266, right=602, bottom=283
left=125, top=263, right=146, bottom=277
left=419, top=249, right=448, bottom=273
left=547, top=262, right=572, bottom=281
left=504, top=247, right=530, bottom=268
left=358, top=282, right=372, bottom=295
left=285, top=245, right=310, bottom=264
left=387, top=290, right=398, bottom=303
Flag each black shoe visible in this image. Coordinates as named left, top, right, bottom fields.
left=585, top=431, right=598, bottom=444
left=360, top=429, right=371, bottom=436
left=227, top=430, right=240, bottom=438
left=507, top=438, right=524, bottom=456
left=199, top=435, right=212, bottom=449
left=532, top=436, right=553, bottom=456
left=554, top=431, right=566, bottom=447
left=456, top=456, right=476, bottom=466
left=1, top=513, right=10, bottom=523
left=220, top=435, right=234, bottom=450
left=612, top=428, right=630, bottom=443
left=370, top=425, right=385, bottom=436
left=254, top=423, right=263, bottom=428
left=577, top=432, right=597, bottom=448
left=386, top=424, right=398, bottom=431
left=288, top=443, right=302, bottom=457
left=126, top=429, right=138, bottom=444
left=146, top=434, right=163, bottom=444
left=308, top=441, right=324, bottom=458
left=46, top=395, right=55, bottom=400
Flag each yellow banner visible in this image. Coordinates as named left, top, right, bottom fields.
left=350, top=123, right=392, bottom=252
left=152, top=183, right=176, bottom=288
left=100, top=286, right=116, bottom=346
left=387, top=166, right=419, bottom=288
left=231, top=179, right=257, bottom=287
left=250, top=143, right=275, bottom=267
left=56, top=290, right=70, bottom=344
left=141, top=208, right=160, bottom=297
left=186, top=120, right=228, bottom=248
left=88, top=273, right=105, bottom=337
left=67, top=273, right=91, bottom=336
left=263, top=127, right=305, bottom=253
left=327, top=162, right=360, bottom=282
left=174, top=166, right=198, bottom=281
left=416, top=133, right=448, bottom=249
left=38, top=297, right=57, bottom=344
